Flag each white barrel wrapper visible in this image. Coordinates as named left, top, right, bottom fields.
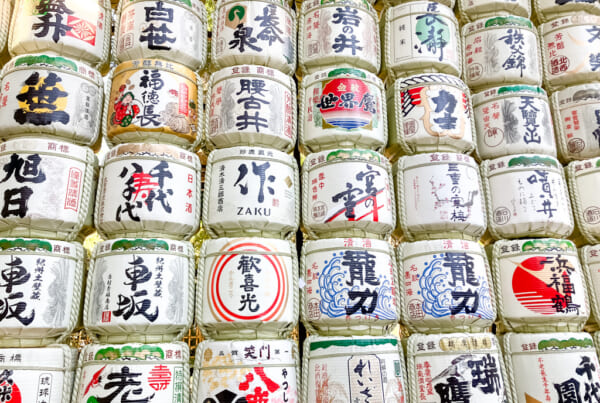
left=72, top=342, right=189, bottom=403
left=298, top=0, right=380, bottom=75
left=504, top=332, right=600, bottom=403
left=567, top=158, right=600, bottom=244
left=386, top=73, right=475, bottom=159
left=193, top=339, right=299, bottom=402
left=398, top=239, right=496, bottom=333
left=197, top=237, right=298, bottom=339
left=473, top=85, right=556, bottom=160
left=0, top=345, right=76, bottom=403
left=302, top=238, right=399, bottom=336
left=95, top=143, right=201, bottom=240
left=463, top=16, right=542, bottom=91
left=303, top=335, right=408, bottom=403
left=0, top=0, right=9, bottom=58
left=0, top=54, right=103, bottom=146
left=457, top=0, right=531, bottom=23
left=9, top=0, right=111, bottom=69
left=115, top=0, right=208, bottom=71
left=534, top=0, right=600, bottom=24
left=203, top=146, right=299, bottom=239
left=211, top=0, right=296, bottom=75
left=85, top=238, right=194, bottom=343
left=395, top=152, right=487, bottom=241
left=0, top=138, right=95, bottom=241
left=407, top=333, right=508, bottom=403
left=300, top=67, right=386, bottom=153
left=581, top=245, right=600, bottom=326
left=382, top=1, right=461, bottom=79
left=302, top=149, right=395, bottom=240
left=492, top=238, right=589, bottom=332
left=482, top=154, right=574, bottom=239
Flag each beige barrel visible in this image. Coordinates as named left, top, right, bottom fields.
left=534, top=0, right=600, bottom=24
left=580, top=245, right=600, bottom=329
left=457, top=0, right=531, bottom=23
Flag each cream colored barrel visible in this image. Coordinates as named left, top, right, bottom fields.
left=457, top=0, right=531, bottom=23
left=492, top=238, right=589, bottom=332
left=534, top=0, right=600, bottom=24
left=567, top=158, right=600, bottom=244
left=0, top=0, right=9, bottom=63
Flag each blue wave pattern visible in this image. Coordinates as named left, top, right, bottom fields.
left=317, top=251, right=397, bottom=320
left=419, top=253, right=494, bottom=319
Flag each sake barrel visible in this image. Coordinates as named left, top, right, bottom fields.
left=481, top=154, right=574, bottom=239
left=0, top=238, right=83, bottom=347
left=302, top=149, right=395, bottom=240
left=115, top=0, right=208, bottom=71
left=552, top=83, right=600, bottom=162
left=84, top=238, right=194, bottom=343
left=205, top=65, right=296, bottom=152
left=473, top=85, right=556, bottom=160
left=382, top=2, right=461, bottom=79
left=0, top=0, right=11, bottom=62
left=0, top=54, right=103, bottom=146
left=492, top=238, right=589, bottom=332
left=504, top=332, right=600, bottom=402
left=540, top=15, right=600, bottom=92
left=395, top=152, right=487, bottom=241
left=385, top=0, right=454, bottom=9
left=193, top=339, right=299, bottom=402
left=105, top=59, right=202, bottom=149
left=211, top=0, right=296, bottom=75
left=301, top=238, right=399, bottom=336
left=303, top=335, right=407, bottom=403
left=197, top=237, right=298, bottom=339
left=534, top=0, right=600, bottom=24
left=386, top=73, right=475, bottom=159
left=407, top=333, right=508, bottom=403
left=300, top=67, right=386, bottom=153
left=9, top=0, right=111, bottom=70
left=95, top=143, right=201, bottom=240
left=0, top=138, right=95, bottom=241
left=463, top=16, right=542, bottom=91
left=298, top=0, right=380, bottom=75
left=72, top=342, right=189, bottom=403
left=203, top=146, right=299, bottom=239
left=567, top=158, right=600, bottom=244
left=457, top=0, right=531, bottom=23
left=0, top=345, right=76, bottom=403
left=398, top=239, right=496, bottom=333
left=581, top=245, right=600, bottom=326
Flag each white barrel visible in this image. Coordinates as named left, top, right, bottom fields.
left=534, top=0, right=600, bottom=24
left=301, top=238, right=399, bottom=336
left=0, top=345, right=76, bottom=403
left=463, top=16, right=542, bottom=91
left=481, top=154, right=574, bottom=239
left=302, top=149, right=395, bottom=240
left=0, top=138, right=95, bottom=241
left=540, top=14, right=600, bottom=92
left=193, top=339, right=299, bottom=402
left=9, top=0, right=111, bottom=70
left=473, top=85, right=556, bottom=160
left=203, top=146, right=299, bottom=239
left=72, top=342, right=189, bottom=403
left=381, top=2, right=461, bottom=79
left=0, top=54, right=103, bottom=146
left=386, top=0, right=455, bottom=9
left=395, top=152, right=487, bottom=241
left=298, top=0, right=380, bottom=75
left=567, top=158, right=600, bottom=244
left=457, top=0, right=531, bottom=23
left=303, top=335, right=408, bottom=403
left=504, top=332, right=600, bottom=403
left=386, top=73, right=475, bottom=159
left=552, top=83, right=600, bottom=162
left=197, top=237, right=298, bottom=339
left=205, top=65, right=296, bottom=152
left=398, top=239, right=496, bottom=333
left=0, top=0, right=9, bottom=60
left=581, top=245, right=600, bottom=326
left=95, top=143, right=201, bottom=240
left=115, top=0, right=207, bottom=71
left=85, top=238, right=194, bottom=343
left=104, top=59, right=203, bottom=149
left=492, top=238, right=589, bottom=332
left=211, top=0, right=296, bottom=75
left=407, top=333, right=508, bottom=403
left=300, top=67, right=386, bottom=153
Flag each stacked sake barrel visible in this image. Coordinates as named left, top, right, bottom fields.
left=194, top=0, right=301, bottom=401
left=0, top=0, right=112, bottom=401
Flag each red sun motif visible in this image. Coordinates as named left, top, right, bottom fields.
left=0, top=380, right=21, bottom=403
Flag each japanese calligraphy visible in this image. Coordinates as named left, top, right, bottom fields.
left=444, top=252, right=480, bottom=315
left=527, top=170, right=556, bottom=218
left=520, top=96, right=541, bottom=144
left=235, top=79, right=270, bottom=132
left=332, top=6, right=363, bottom=55
left=415, top=3, right=449, bottom=62
left=138, top=69, right=164, bottom=127
left=32, top=0, right=74, bottom=43
left=0, top=256, right=35, bottom=326
left=343, top=251, right=379, bottom=315
left=14, top=72, right=70, bottom=126
left=140, top=1, right=176, bottom=51
left=544, top=255, right=581, bottom=314
left=112, top=255, right=159, bottom=322
left=0, top=154, right=47, bottom=219
left=500, top=29, right=526, bottom=77
left=237, top=255, right=261, bottom=313
left=228, top=5, right=284, bottom=53
left=233, top=162, right=275, bottom=204
left=0, top=370, right=14, bottom=402
left=330, top=165, right=382, bottom=222
left=431, top=89, right=457, bottom=130
left=95, top=366, right=155, bottom=403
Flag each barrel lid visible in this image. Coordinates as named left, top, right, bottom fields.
left=197, top=339, right=296, bottom=367
left=0, top=238, right=82, bottom=258
left=0, top=137, right=92, bottom=163
left=505, top=332, right=595, bottom=354
left=103, top=142, right=200, bottom=169
left=94, top=238, right=193, bottom=257
left=304, top=149, right=389, bottom=170
left=303, top=237, right=390, bottom=254
left=473, top=85, right=546, bottom=105
left=207, top=146, right=296, bottom=167
left=113, top=59, right=197, bottom=83
left=210, top=64, right=293, bottom=87
left=81, top=342, right=187, bottom=363
left=121, top=0, right=206, bottom=18
left=1, top=54, right=103, bottom=86
left=493, top=238, right=577, bottom=256
left=484, top=154, right=561, bottom=172
left=302, top=67, right=382, bottom=88
left=400, top=239, right=483, bottom=257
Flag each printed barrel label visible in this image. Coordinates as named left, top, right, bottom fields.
left=556, top=86, right=600, bottom=159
